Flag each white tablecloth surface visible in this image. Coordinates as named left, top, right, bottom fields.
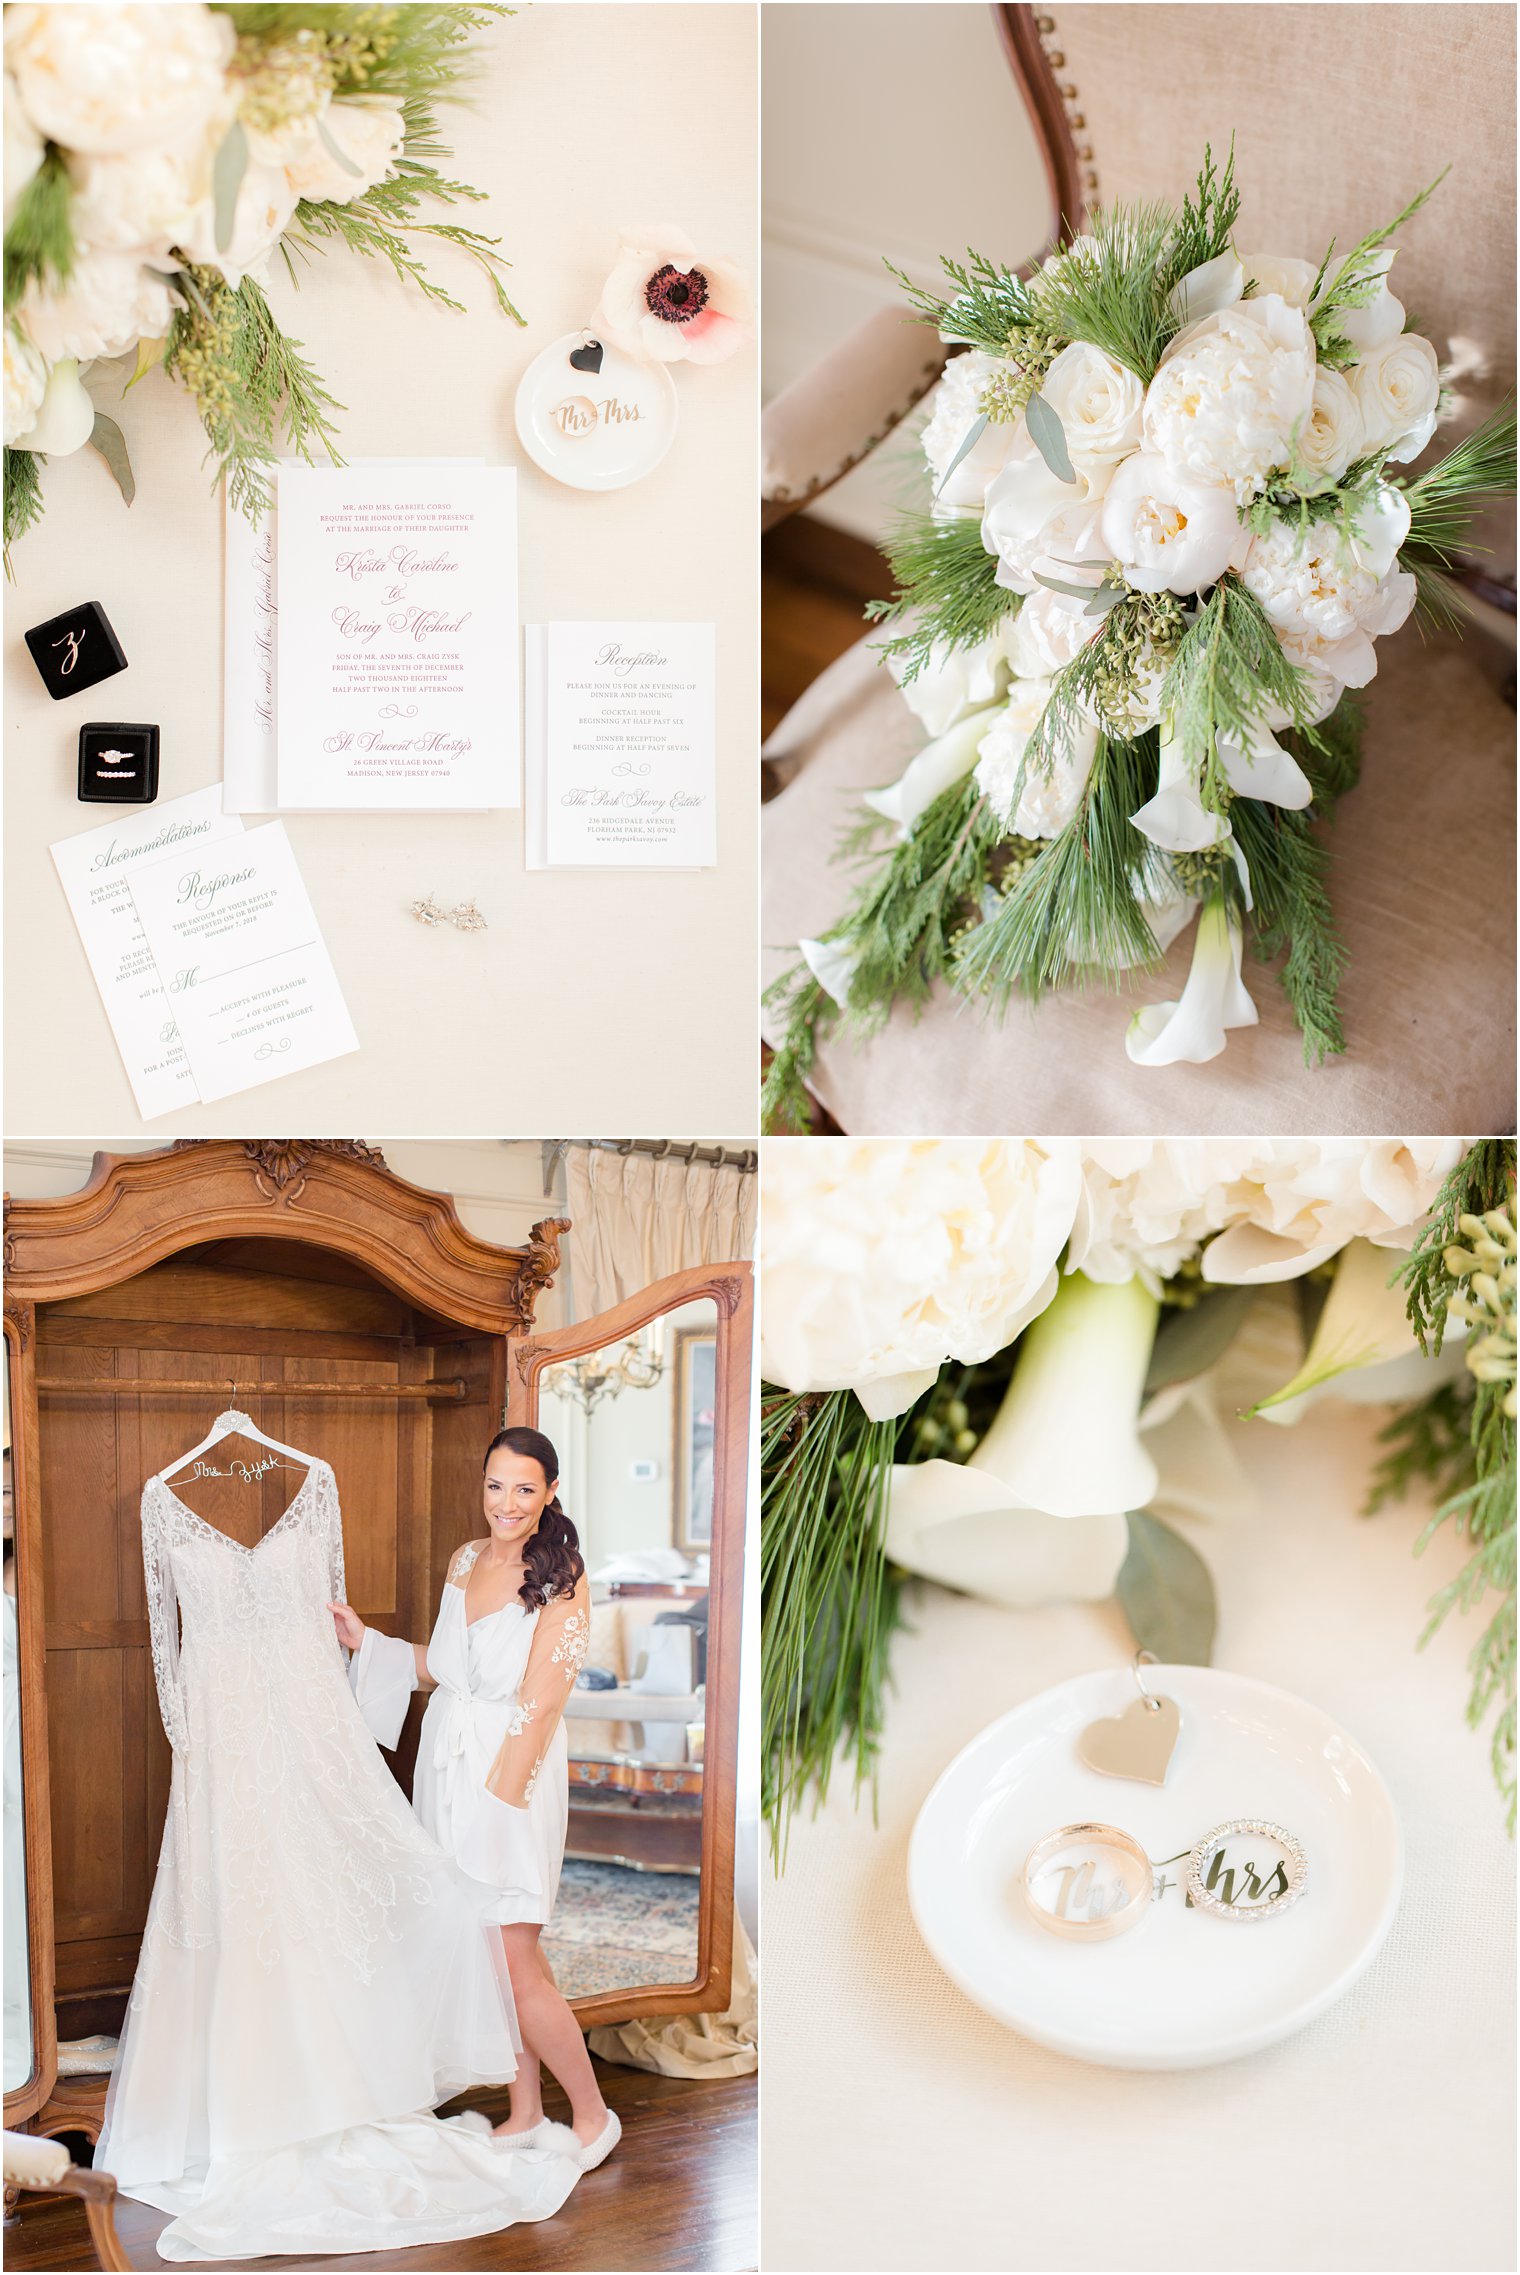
left=4, top=5, right=757, bottom=1136
left=761, top=1400, right=1516, bottom=2273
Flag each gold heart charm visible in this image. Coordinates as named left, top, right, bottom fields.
left=1078, top=1694, right=1180, bottom=1786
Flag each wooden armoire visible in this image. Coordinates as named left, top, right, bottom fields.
left=3, top=1141, right=751, bottom=2150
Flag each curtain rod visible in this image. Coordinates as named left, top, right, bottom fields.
left=37, top=1377, right=472, bottom=1402
left=540, top=1138, right=758, bottom=1196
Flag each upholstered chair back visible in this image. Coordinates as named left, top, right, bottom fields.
left=1044, top=4, right=1515, bottom=472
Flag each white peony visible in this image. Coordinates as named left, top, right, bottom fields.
left=888, top=620, right=1018, bottom=739
left=758, top=1139, right=1082, bottom=1419
left=17, top=249, right=174, bottom=363
left=281, top=100, right=406, bottom=206
left=4, top=75, right=43, bottom=227
left=13, top=356, right=94, bottom=454
left=1239, top=253, right=1319, bottom=311
left=920, top=350, right=1018, bottom=510
left=1240, top=489, right=1416, bottom=685
left=1351, top=329, right=1440, bottom=463
left=974, top=679, right=1099, bottom=839
left=68, top=128, right=219, bottom=262
left=1007, top=583, right=1097, bottom=679
left=1296, top=365, right=1364, bottom=484
left=1038, top=340, right=1143, bottom=479
left=6, top=3, right=233, bottom=157
left=1069, top=1141, right=1256, bottom=1288
left=175, top=158, right=300, bottom=288
left=980, top=436, right=1106, bottom=596
left=4, top=324, right=46, bottom=445
left=1144, top=294, right=1317, bottom=501
left=1199, top=1140, right=1465, bottom=1281
left=1099, top=449, right=1244, bottom=595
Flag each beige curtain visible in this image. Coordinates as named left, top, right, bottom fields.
left=563, top=1146, right=756, bottom=1317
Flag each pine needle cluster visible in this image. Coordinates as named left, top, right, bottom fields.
left=4, top=146, right=74, bottom=311
left=865, top=511, right=1019, bottom=682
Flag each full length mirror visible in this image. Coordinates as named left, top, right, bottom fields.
left=537, top=1296, right=717, bottom=1999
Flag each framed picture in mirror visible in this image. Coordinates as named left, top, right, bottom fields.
left=673, top=1326, right=717, bottom=1556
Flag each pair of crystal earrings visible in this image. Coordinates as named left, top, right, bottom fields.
left=409, top=895, right=487, bottom=933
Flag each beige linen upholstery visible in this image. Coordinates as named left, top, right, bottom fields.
left=761, top=625, right=1515, bottom=1134
left=762, top=306, right=949, bottom=523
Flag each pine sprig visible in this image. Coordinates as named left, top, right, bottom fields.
left=865, top=509, right=1018, bottom=680
left=1398, top=398, right=1518, bottom=606
left=762, top=1387, right=903, bottom=1856
left=4, top=145, right=75, bottom=312
left=3, top=447, right=43, bottom=578
left=886, top=248, right=1038, bottom=353
left=1022, top=199, right=1176, bottom=381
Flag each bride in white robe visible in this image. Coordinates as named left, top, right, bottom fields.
left=334, top=1423, right=620, bottom=2170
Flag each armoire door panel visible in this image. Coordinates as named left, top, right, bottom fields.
left=39, top=1346, right=123, bottom=1630
left=46, top=1648, right=130, bottom=1936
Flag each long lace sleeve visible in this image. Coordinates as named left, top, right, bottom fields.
left=318, top=1462, right=346, bottom=1610
left=484, top=1575, right=590, bottom=1809
left=141, top=1483, right=188, bottom=1755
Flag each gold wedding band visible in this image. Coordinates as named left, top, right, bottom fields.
left=1022, top=1821, right=1154, bottom=1941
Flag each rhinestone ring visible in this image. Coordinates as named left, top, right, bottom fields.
left=1186, top=1818, right=1308, bottom=1921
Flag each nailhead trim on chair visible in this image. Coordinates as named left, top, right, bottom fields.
left=1038, top=10, right=1099, bottom=199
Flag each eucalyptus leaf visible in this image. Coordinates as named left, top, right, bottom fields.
left=1025, top=389, right=1075, bottom=484
left=1084, top=585, right=1124, bottom=616
left=316, top=114, right=365, bottom=180
left=1034, top=571, right=1106, bottom=602
left=1117, top=1510, right=1216, bottom=1665
left=935, top=412, right=988, bottom=499
left=212, top=117, right=248, bottom=255
left=1144, top=1285, right=1257, bottom=1392
left=87, top=411, right=135, bottom=507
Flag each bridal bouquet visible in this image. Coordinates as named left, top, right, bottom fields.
left=761, top=1138, right=1517, bottom=1843
left=762, top=152, right=1516, bottom=1128
left=4, top=2, right=519, bottom=567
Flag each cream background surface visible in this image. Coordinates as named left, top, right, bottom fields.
left=762, top=1400, right=1516, bottom=2273
left=5, top=6, right=758, bottom=1137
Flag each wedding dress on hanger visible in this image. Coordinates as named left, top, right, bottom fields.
left=97, top=1411, right=582, bottom=2263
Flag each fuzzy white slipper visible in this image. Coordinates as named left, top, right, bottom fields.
left=571, top=2110, right=622, bottom=2171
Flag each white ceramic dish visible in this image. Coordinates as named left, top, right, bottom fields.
left=908, top=1664, right=1402, bottom=2070
left=513, top=331, right=678, bottom=491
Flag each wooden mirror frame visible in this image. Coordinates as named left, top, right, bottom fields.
left=1, top=1139, right=569, bottom=2136
left=508, top=1258, right=754, bottom=2032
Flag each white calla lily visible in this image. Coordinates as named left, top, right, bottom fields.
left=884, top=1273, right=1159, bottom=1609
left=1168, top=250, right=1244, bottom=325
left=798, top=935, right=858, bottom=1010
left=1130, top=719, right=1229, bottom=852
left=1126, top=896, right=1258, bottom=1068
left=14, top=357, right=95, bottom=455
left=862, top=705, right=1000, bottom=839
left=1215, top=717, right=1313, bottom=809
left=1252, top=1238, right=1468, bottom=1424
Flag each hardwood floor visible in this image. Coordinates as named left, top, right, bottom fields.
left=3, top=2064, right=757, bottom=2274
left=761, top=515, right=895, bottom=747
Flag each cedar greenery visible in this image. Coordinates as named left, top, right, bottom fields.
left=165, top=265, right=344, bottom=519
left=3, top=145, right=75, bottom=312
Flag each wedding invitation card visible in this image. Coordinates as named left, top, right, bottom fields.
left=129, top=822, right=359, bottom=1103
left=222, top=498, right=277, bottom=813
left=274, top=463, right=518, bottom=811
left=524, top=620, right=716, bottom=869
left=51, top=787, right=247, bottom=1118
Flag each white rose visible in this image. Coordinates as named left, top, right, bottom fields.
left=1039, top=340, right=1143, bottom=479
left=1240, top=489, right=1416, bottom=686
left=12, top=355, right=94, bottom=454
left=1144, top=294, right=1317, bottom=500
left=974, top=679, right=1099, bottom=839
left=1099, top=450, right=1243, bottom=596
left=4, top=75, right=43, bottom=226
left=1352, top=330, right=1440, bottom=463
left=175, top=158, right=300, bottom=288
left=1199, top=1139, right=1465, bottom=1281
left=4, top=326, right=46, bottom=444
left=980, top=436, right=1106, bottom=596
left=17, top=249, right=174, bottom=363
left=759, top=1138, right=1083, bottom=1419
left=68, top=125, right=219, bottom=262
left=281, top=100, right=406, bottom=206
left=1239, top=254, right=1319, bottom=311
left=1296, top=365, right=1363, bottom=484
left=921, top=350, right=1018, bottom=510
left=1007, top=584, right=1096, bottom=679
left=888, top=619, right=1018, bottom=738
left=6, top=3, right=233, bottom=157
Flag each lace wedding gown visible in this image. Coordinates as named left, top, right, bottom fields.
left=351, top=1541, right=591, bottom=1924
left=97, top=1440, right=581, bottom=2262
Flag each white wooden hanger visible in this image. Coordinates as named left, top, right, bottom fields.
left=157, top=1406, right=315, bottom=1484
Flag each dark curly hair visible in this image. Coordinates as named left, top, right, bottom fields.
left=483, top=1426, right=584, bottom=1608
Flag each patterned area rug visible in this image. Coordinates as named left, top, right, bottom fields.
left=544, top=1859, right=700, bottom=1998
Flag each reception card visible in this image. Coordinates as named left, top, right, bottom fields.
left=525, top=620, right=716, bottom=869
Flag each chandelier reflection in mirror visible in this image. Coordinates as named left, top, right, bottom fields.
left=543, top=1327, right=665, bottom=1414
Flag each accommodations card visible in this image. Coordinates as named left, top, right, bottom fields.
left=524, top=620, right=716, bottom=869
left=274, top=462, right=518, bottom=811
left=128, top=821, right=358, bottom=1103
left=51, top=787, right=247, bottom=1118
